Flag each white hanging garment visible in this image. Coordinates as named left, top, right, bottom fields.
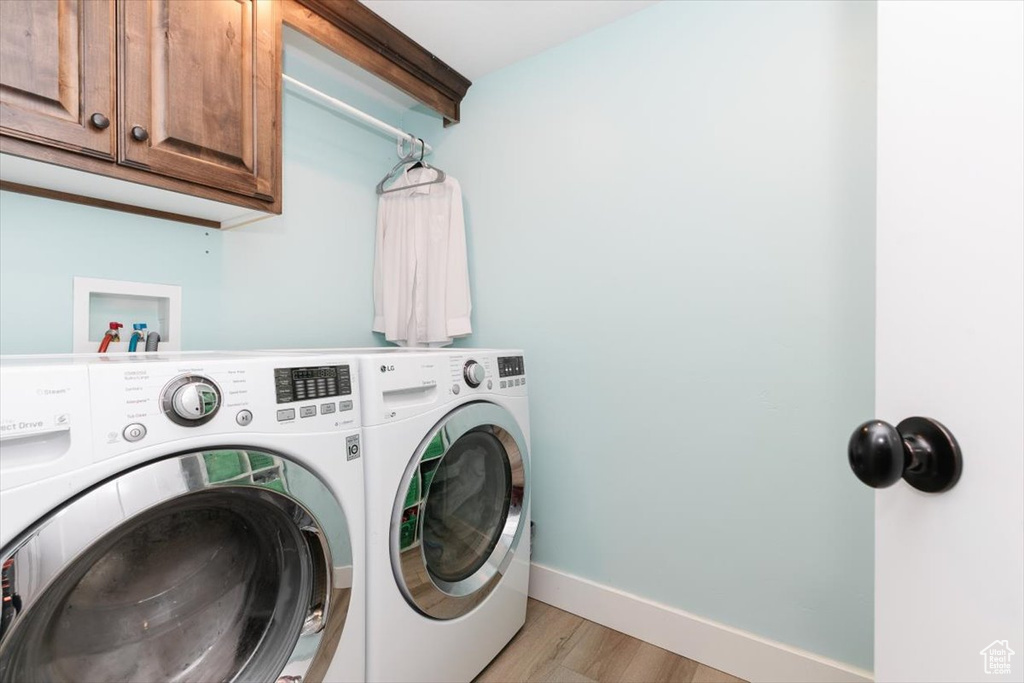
left=372, top=167, right=472, bottom=347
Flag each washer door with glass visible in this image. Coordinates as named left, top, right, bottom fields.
left=392, top=402, right=529, bottom=620
left=0, top=449, right=350, bottom=683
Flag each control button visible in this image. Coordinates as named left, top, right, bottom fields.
left=123, top=423, right=146, bottom=442
left=500, top=380, right=507, bottom=389
left=521, top=377, right=526, bottom=385
left=339, top=400, right=353, bottom=412
left=514, top=378, right=521, bottom=387
left=487, top=379, right=493, bottom=390
left=300, top=406, right=317, bottom=418
left=163, top=375, right=220, bottom=426
left=277, top=408, right=296, bottom=422
left=321, top=403, right=336, bottom=415
left=463, top=360, right=485, bottom=388
left=236, top=409, right=253, bottom=426
left=452, top=384, right=461, bottom=395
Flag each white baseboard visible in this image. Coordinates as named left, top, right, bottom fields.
left=528, top=563, right=872, bottom=683
left=333, top=565, right=353, bottom=589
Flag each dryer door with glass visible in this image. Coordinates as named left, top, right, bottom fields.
left=0, top=449, right=351, bottom=683
left=392, top=402, right=530, bottom=620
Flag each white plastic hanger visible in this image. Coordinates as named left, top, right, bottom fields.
left=376, top=137, right=446, bottom=195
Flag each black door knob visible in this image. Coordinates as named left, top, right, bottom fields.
left=89, top=113, right=110, bottom=130
left=131, top=125, right=149, bottom=142
left=848, top=417, right=962, bottom=493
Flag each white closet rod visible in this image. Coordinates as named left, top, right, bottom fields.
left=282, top=74, right=432, bottom=156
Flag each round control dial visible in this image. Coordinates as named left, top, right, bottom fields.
left=463, top=360, right=485, bottom=388
left=162, top=375, right=221, bottom=426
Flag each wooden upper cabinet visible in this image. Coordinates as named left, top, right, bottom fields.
left=118, top=0, right=279, bottom=201
left=0, top=0, right=468, bottom=226
left=0, top=0, right=116, bottom=158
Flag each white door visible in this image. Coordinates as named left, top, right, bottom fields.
left=872, top=1, right=1024, bottom=681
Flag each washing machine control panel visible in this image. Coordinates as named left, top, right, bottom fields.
left=497, top=356, right=525, bottom=378
left=273, top=365, right=352, bottom=403
left=88, top=355, right=361, bottom=460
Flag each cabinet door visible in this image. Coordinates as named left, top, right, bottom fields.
left=0, top=0, right=116, bottom=158
left=119, top=0, right=279, bottom=201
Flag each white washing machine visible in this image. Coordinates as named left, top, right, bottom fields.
left=0, top=351, right=366, bottom=683
left=357, top=349, right=532, bottom=683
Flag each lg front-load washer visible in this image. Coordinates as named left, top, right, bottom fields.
left=0, top=351, right=366, bottom=683
left=356, top=349, right=532, bottom=683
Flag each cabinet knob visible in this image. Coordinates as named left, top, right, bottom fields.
left=131, top=126, right=149, bottom=142
left=89, top=113, right=110, bottom=130
left=847, top=417, right=963, bottom=493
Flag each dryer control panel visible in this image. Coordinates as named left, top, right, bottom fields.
left=359, top=349, right=528, bottom=426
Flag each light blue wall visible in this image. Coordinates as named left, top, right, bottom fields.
left=0, top=41, right=399, bottom=354
left=214, top=45, right=400, bottom=351
left=0, top=193, right=224, bottom=353
left=413, top=0, right=877, bottom=670
left=0, top=0, right=876, bottom=670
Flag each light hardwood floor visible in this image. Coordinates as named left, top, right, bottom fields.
left=475, top=599, right=747, bottom=683
left=307, top=588, right=352, bottom=683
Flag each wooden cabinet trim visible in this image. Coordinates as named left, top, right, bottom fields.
left=1, top=135, right=281, bottom=217
left=284, top=0, right=471, bottom=126
left=0, top=180, right=221, bottom=229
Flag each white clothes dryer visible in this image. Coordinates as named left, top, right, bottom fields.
left=0, top=352, right=366, bottom=683
left=356, top=349, right=532, bottom=683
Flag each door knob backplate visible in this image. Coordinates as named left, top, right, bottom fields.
left=848, top=416, right=963, bottom=493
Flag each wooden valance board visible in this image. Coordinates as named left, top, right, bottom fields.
left=283, top=0, right=471, bottom=126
